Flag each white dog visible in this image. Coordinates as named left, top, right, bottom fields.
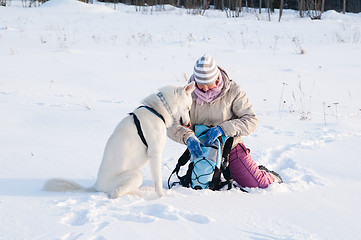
left=44, top=82, right=195, bottom=198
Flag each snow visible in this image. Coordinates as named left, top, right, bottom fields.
left=1, top=0, right=361, bottom=239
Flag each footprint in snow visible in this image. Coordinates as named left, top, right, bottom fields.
left=60, top=232, right=84, bottom=240
left=179, top=211, right=211, bottom=224
left=93, top=221, right=110, bottom=233
left=89, top=236, right=107, bottom=240
left=113, top=210, right=156, bottom=223
left=116, top=203, right=212, bottom=224
left=61, top=209, right=89, bottom=226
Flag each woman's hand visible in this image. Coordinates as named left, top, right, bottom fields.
left=205, top=126, right=224, bottom=145
left=186, top=136, right=203, bottom=158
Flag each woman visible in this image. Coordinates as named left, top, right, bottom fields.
left=168, top=54, right=282, bottom=189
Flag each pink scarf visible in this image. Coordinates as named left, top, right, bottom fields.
left=193, top=73, right=224, bottom=104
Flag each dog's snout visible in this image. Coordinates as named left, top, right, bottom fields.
left=180, top=117, right=191, bottom=128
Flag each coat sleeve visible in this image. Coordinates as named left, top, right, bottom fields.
left=167, top=122, right=195, bottom=145
left=219, top=85, right=258, bottom=137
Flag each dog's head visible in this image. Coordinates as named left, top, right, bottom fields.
left=155, top=82, right=195, bottom=128
left=173, top=82, right=195, bottom=128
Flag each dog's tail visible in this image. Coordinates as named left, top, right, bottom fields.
left=43, top=178, right=94, bottom=193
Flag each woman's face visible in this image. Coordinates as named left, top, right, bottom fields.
left=196, top=79, right=218, bottom=92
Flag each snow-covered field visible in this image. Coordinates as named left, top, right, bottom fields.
left=1, top=0, right=361, bottom=239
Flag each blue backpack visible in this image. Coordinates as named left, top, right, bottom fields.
left=168, top=125, right=234, bottom=190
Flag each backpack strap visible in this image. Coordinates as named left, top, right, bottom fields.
left=221, top=137, right=234, bottom=190
left=167, top=148, right=191, bottom=189
left=221, top=138, right=249, bottom=193
left=207, top=136, right=234, bottom=191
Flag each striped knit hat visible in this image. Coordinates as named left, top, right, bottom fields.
left=193, top=54, right=220, bottom=85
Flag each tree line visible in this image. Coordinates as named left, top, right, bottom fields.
left=97, top=0, right=360, bottom=14
left=2, top=0, right=360, bottom=16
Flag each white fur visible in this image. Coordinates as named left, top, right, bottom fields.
left=44, top=82, right=195, bottom=198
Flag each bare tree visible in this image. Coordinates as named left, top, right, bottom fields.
left=225, top=0, right=242, bottom=17
left=321, top=0, right=325, bottom=12
left=299, top=0, right=305, bottom=17
left=184, top=0, right=207, bottom=15
left=266, top=0, right=271, bottom=20
left=306, top=0, right=323, bottom=19
left=1, top=0, right=8, bottom=6
left=343, top=0, right=346, bottom=13
left=279, top=0, right=284, bottom=21
left=21, top=0, right=47, bottom=7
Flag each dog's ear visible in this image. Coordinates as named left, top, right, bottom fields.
left=184, top=82, right=195, bottom=95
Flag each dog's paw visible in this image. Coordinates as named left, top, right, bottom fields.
left=156, top=188, right=166, bottom=198
left=109, top=192, right=119, bottom=199
left=109, top=188, right=126, bottom=199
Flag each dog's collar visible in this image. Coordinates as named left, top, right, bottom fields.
left=157, top=92, right=174, bottom=120
left=138, top=106, right=165, bottom=123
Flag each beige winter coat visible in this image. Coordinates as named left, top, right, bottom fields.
left=167, top=69, right=258, bottom=149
